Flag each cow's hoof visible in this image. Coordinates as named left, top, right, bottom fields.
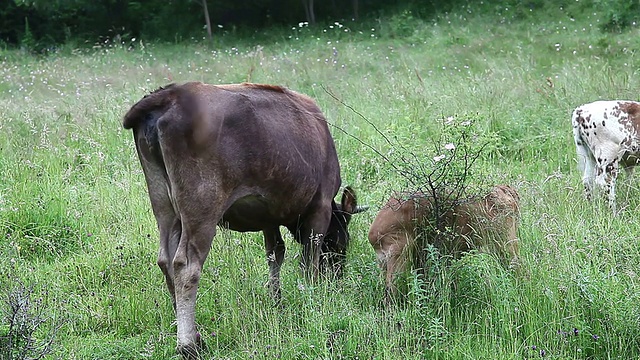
left=177, top=333, right=204, bottom=359
left=177, top=345, right=198, bottom=359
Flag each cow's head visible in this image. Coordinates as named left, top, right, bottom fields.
left=321, top=186, right=368, bottom=277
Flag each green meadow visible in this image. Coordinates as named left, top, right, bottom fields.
left=2, top=3, right=640, bottom=359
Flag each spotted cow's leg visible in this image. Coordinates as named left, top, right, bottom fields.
left=596, top=157, right=620, bottom=213
left=606, top=161, right=620, bottom=212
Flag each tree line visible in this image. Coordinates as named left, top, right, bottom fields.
left=2, top=0, right=407, bottom=48
left=2, top=0, right=639, bottom=50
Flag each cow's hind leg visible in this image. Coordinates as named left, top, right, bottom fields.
left=139, top=160, right=182, bottom=310
left=263, top=228, right=286, bottom=301
left=169, top=188, right=227, bottom=358
left=150, top=212, right=180, bottom=308
left=172, top=218, right=218, bottom=359
left=158, top=216, right=181, bottom=310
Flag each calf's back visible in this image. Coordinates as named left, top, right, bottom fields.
left=368, top=185, right=520, bottom=295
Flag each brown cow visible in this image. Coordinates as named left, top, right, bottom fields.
left=368, top=185, right=520, bottom=299
left=123, top=82, right=363, bottom=358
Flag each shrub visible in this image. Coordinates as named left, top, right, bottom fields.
left=0, top=280, right=63, bottom=360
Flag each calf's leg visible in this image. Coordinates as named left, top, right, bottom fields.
left=505, top=218, right=520, bottom=271
left=384, top=243, right=405, bottom=302
left=372, top=231, right=410, bottom=303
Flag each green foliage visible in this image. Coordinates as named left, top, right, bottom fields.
left=450, top=252, right=514, bottom=310
left=19, top=17, right=36, bottom=52
left=377, top=9, right=424, bottom=41
left=595, top=0, right=640, bottom=32
left=382, top=114, right=496, bottom=197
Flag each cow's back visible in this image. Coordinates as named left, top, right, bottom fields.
left=175, top=82, right=336, bottom=175
left=125, top=82, right=342, bottom=231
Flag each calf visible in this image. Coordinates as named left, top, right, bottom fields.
left=123, top=82, right=362, bottom=358
left=572, top=100, right=640, bottom=212
left=368, top=185, right=520, bottom=298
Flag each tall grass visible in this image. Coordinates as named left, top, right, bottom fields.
left=1, top=3, right=640, bottom=359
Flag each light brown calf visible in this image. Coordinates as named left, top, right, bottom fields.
left=368, top=185, right=520, bottom=297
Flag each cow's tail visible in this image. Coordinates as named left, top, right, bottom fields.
left=123, top=84, right=177, bottom=164
left=571, top=108, right=590, bottom=174
left=123, top=84, right=177, bottom=130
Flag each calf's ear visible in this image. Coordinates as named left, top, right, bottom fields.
left=341, top=186, right=358, bottom=214
left=341, top=186, right=369, bottom=215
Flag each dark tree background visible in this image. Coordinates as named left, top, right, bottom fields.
left=1, top=0, right=638, bottom=49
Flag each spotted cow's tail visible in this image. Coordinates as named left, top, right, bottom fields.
left=572, top=107, right=591, bottom=174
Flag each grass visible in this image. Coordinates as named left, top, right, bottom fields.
left=1, top=3, right=640, bottom=359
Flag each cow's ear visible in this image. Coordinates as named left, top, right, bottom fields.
left=341, top=186, right=357, bottom=214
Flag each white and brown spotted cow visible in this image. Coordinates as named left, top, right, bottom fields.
left=572, top=100, right=640, bottom=212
